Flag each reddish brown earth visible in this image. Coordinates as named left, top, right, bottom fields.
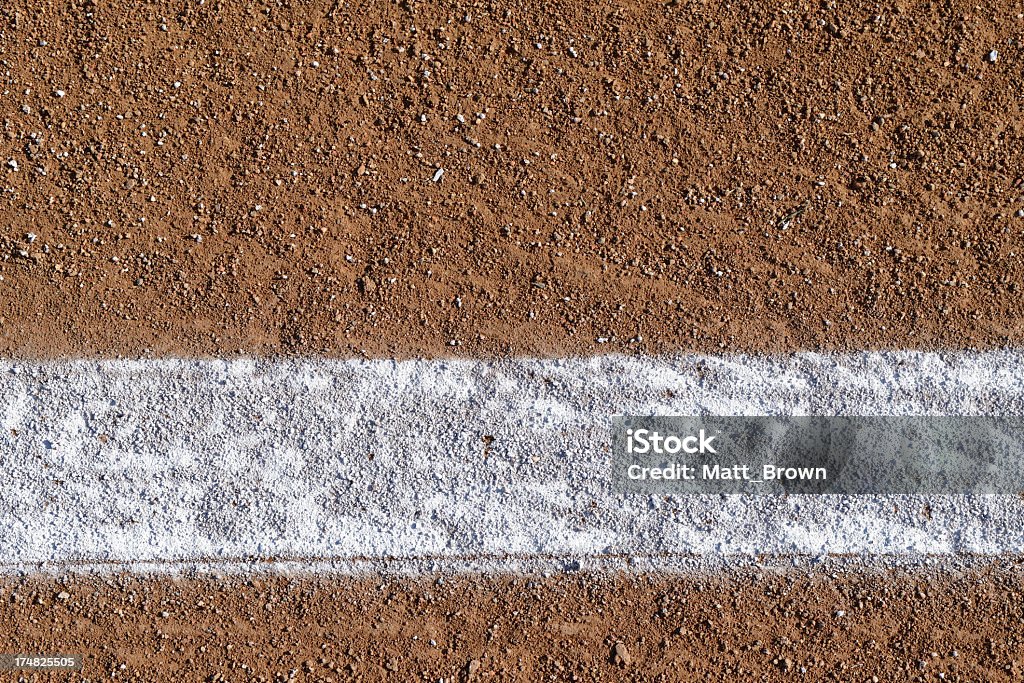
left=0, top=569, right=1021, bottom=681
left=0, top=1, right=1022, bottom=358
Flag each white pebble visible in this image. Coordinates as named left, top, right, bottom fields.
left=431, top=168, right=445, bottom=182
left=988, top=50, right=999, bottom=62
left=6, top=159, right=18, bottom=171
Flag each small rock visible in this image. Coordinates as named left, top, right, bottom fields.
left=358, top=276, right=377, bottom=294
left=781, top=658, right=793, bottom=671
left=54, top=89, right=65, bottom=98
left=466, top=659, right=481, bottom=677
left=6, top=159, right=18, bottom=171
left=987, top=50, right=999, bottom=62
left=56, top=591, right=70, bottom=601
left=1016, top=209, right=1024, bottom=218
left=612, top=641, right=631, bottom=666
left=431, top=168, right=445, bottom=182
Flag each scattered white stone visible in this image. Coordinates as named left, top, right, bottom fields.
left=54, top=89, right=65, bottom=98
left=431, top=168, right=445, bottom=182
left=1017, top=209, right=1024, bottom=218
left=26, top=233, right=36, bottom=243
left=988, top=50, right=999, bottom=62
left=6, top=159, right=18, bottom=171
left=173, top=81, right=181, bottom=88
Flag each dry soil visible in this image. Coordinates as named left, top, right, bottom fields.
left=0, top=1, right=1021, bottom=357
left=1, top=568, right=1023, bottom=681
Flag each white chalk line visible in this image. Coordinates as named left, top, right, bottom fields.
left=2, top=351, right=1024, bottom=574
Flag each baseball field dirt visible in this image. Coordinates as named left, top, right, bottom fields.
left=2, top=0, right=1023, bottom=681
left=0, top=0, right=1021, bottom=358
left=3, top=567, right=1024, bottom=681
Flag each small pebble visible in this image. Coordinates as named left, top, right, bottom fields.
left=988, top=50, right=998, bottom=62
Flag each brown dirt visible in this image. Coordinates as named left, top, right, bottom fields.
left=0, top=1, right=1021, bottom=358
left=0, top=569, right=1021, bottom=681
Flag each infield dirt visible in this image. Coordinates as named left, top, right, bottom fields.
left=0, top=1, right=1022, bottom=357
left=2, top=567, right=1023, bottom=681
